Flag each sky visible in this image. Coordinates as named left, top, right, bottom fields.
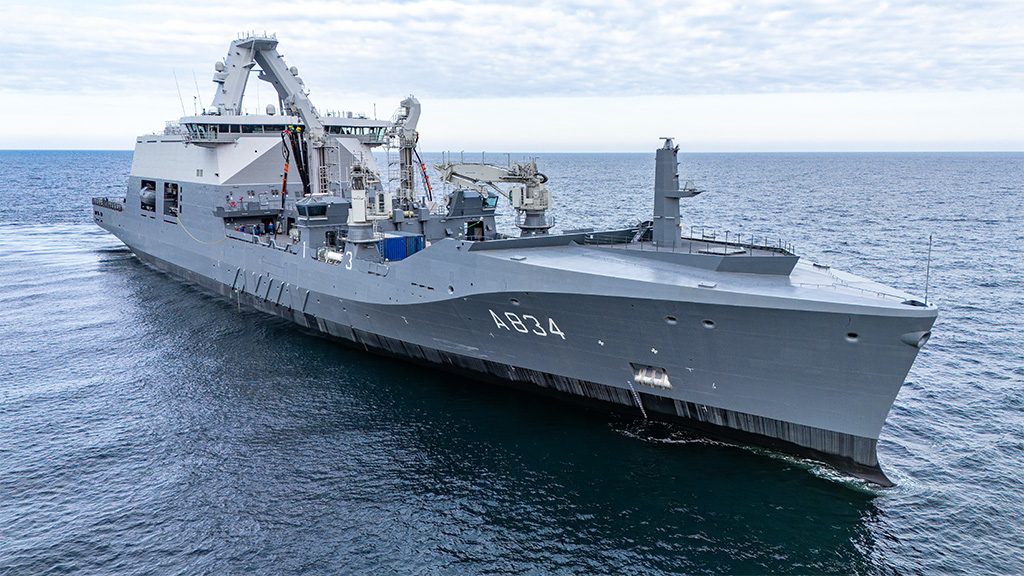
left=1, top=0, right=1022, bottom=152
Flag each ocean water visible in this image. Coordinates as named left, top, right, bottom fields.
left=1, top=149, right=1023, bottom=574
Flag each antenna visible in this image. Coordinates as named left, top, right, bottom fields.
left=172, top=70, right=187, bottom=116
left=924, top=233, right=932, bottom=305
left=192, top=70, right=204, bottom=113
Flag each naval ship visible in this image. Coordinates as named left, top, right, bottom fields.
left=92, top=33, right=937, bottom=486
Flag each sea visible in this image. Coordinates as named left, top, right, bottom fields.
left=1, top=149, right=1022, bottom=575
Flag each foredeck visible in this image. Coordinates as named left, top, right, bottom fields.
left=469, top=237, right=931, bottom=313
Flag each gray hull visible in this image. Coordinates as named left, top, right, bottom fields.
left=98, top=207, right=933, bottom=486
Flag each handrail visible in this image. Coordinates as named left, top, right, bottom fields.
left=687, top=225, right=795, bottom=255
left=92, top=197, right=124, bottom=211
left=813, top=266, right=911, bottom=302
left=792, top=281, right=911, bottom=302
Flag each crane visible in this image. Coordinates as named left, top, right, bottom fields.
left=433, top=159, right=553, bottom=235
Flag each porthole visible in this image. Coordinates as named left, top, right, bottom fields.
left=846, top=332, right=859, bottom=343
left=702, top=319, right=716, bottom=329
left=447, top=285, right=455, bottom=294
left=510, top=298, right=521, bottom=306
left=665, top=315, right=678, bottom=325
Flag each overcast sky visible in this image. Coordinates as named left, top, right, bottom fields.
left=1, top=0, right=1022, bottom=151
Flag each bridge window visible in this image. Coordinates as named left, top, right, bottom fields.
left=297, top=204, right=327, bottom=217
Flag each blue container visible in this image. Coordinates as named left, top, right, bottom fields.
left=406, top=235, right=425, bottom=257
left=380, top=235, right=407, bottom=261
left=379, top=233, right=425, bottom=261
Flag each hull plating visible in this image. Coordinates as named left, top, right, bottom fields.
left=116, top=230, right=927, bottom=486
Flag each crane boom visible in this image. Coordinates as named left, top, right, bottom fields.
left=210, top=35, right=329, bottom=194
left=434, top=160, right=554, bottom=235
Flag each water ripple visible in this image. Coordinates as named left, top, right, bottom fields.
left=2, top=151, right=1023, bottom=574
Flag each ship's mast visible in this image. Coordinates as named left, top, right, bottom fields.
left=652, top=138, right=701, bottom=249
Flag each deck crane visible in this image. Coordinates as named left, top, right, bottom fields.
left=209, top=35, right=392, bottom=241
left=211, top=35, right=331, bottom=198
left=385, top=96, right=423, bottom=208
left=433, top=159, right=553, bottom=235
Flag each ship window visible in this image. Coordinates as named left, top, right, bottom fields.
left=140, top=179, right=156, bottom=212
left=297, top=205, right=326, bottom=217
left=230, top=125, right=240, bottom=133
left=163, top=182, right=179, bottom=216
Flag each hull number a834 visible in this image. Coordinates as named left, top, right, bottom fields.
left=489, top=309, right=565, bottom=339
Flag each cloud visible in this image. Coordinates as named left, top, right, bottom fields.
left=415, top=92, right=1024, bottom=152
left=3, top=0, right=1023, bottom=98
left=0, top=1, right=1021, bottom=150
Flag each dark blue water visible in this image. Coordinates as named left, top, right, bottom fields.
left=2, top=149, right=1023, bottom=574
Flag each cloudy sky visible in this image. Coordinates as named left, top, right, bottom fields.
left=1, top=0, right=1022, bottom=151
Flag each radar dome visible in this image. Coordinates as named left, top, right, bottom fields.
left=215, top=61, right=225, bottom=72
left=266, top=104, right=277, bottom=116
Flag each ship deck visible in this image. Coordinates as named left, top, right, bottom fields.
left=470, top=238, right=931, bottom=312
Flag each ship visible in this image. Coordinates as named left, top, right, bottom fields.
left=92, top=33, right=937, bottom=486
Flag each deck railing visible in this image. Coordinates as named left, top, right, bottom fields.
left=581, top=223, right=796, bottom=256
left=687, top=225, right=795, bottom=255
left=92, top=197, right=124, bottom=211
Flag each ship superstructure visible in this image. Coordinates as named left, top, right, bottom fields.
left=92, top=34, right=937, bottom=485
